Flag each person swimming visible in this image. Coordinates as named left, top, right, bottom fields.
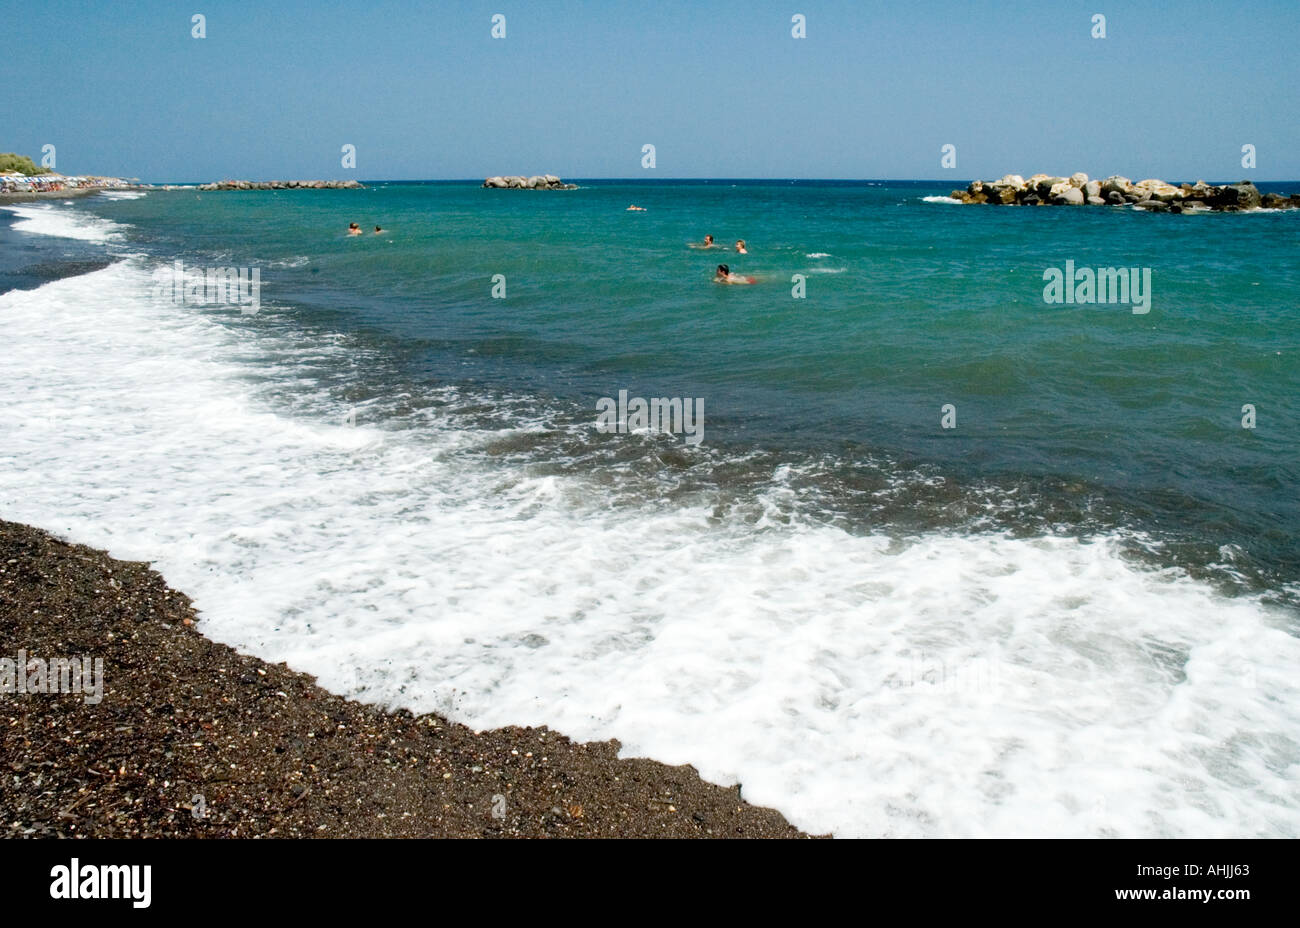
left=627, top=204, right=646, bottom=211
left=735, top=239, right=748, bottom=254
left=374, top=225, right=383, bottom=233
left=347, top=222, right=363, bottom=236
left=714, top=263, right=756, bottom=284
left=689, top=234, right=718, bottom=249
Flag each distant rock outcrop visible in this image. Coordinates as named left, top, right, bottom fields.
left=483, top=174, right=577, bottom=190
left=197, top=180, right=363, bottom=191
left=950, top=174, right=1293, bottom=212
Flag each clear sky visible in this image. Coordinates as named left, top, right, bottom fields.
left=4, top=0, right=1298, bottom=182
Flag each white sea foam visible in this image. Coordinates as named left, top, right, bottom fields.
left=2, top=203, right=126, bottom=242
left=922, top=195, right=963, bottom=204
left=97, top=190, right=147, bottom=201
left=2, top=259, right=1298, bottom=838
left=805, top=252, right=832, bottom=258
left=1126, top=204, right=1292, bottom=215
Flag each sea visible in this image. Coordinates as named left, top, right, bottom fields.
left=2, top=179, right=1297, bottom=837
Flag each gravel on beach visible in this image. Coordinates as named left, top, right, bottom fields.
left=0, top=520, right=812, bottom=838
left=0, top=188, right=109, bottom=205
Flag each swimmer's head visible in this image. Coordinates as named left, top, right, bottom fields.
left=705, top=235, right=714, bottom=244
left=374, top=225, right=382, bottom=232
left=716, top=264, right=729, bottom=277
left=736, top=240, right=746, bottom=249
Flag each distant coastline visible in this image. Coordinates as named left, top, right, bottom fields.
left=12, top=175, right=1300, bottom=193
left=196, top=179, right=364, bottom=191
left=0, top=171, right=139, bottom=205
left=0, top=173, right=364, bottom=204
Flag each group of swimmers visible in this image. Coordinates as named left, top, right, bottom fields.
left=343, top=215, right=754, bottom=282
left=691, top=234, right=748, bottom=254
left=630, top=212, right=756, bottom=283
left=690, top=234, right=755, bottom=284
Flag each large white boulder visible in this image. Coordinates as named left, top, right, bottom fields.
left=1051, top=182, right=1085, bottom=205
left=1035, top=176, right=1068, bottom=197
left=1100, top=175, right=1132, bottom=196
left=1134, top=179, right=1183, bottom=201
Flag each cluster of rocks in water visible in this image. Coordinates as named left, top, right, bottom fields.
left=483, top=174, right=578, bottom=190
left=951, top=174, right=1297, bottom=213
left=197, top=179, right=364, bottom=190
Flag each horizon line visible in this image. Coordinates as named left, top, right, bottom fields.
left=141, top=175, right=1300, bottom=186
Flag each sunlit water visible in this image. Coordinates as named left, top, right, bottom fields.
left=2, top=181, right=1297, bottom=836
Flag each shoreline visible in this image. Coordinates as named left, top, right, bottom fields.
left=0, top=187, right=121, bottom=206
left=0, top=519, right=811, bottom=838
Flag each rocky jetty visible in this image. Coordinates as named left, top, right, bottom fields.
left=483, top=174, right=577, bottom=190
left=197, top=179, right=363, bottom=191
left=950, top=174, right=1296, bottom=213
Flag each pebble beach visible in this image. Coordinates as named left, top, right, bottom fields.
left=0, top=520, right=808, bottom=838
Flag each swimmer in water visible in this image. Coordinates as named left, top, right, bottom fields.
left=689, top=234, right=717, bottom=249
left=347, top=222, right=363, bottom=236
left=374, top=225, right=383, bottom=233
left=735, top=239, right=748, bottom=254
left=714, top=264, right=756, bottom=284
left=627, top=204, right=646, bottom=211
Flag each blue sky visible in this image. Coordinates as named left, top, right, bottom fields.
left=4, top=0, right=1298, bottom=181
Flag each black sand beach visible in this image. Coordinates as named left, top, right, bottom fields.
left=0, top=187, right=112, bottom=206
left=0, top=520, right=810, bottom=838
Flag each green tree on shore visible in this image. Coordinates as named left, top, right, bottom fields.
left=0, top=153, right=44, bottom=175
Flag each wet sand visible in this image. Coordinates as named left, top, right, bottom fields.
left=0, top=520, right=812, bottom=838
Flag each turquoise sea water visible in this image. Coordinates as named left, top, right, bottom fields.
left=3, top=181, right=1299, bottom=836
left=77, top=180, right=1300, bottom=597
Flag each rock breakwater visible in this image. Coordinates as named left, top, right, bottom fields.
left=950, top=174, right=1295, bottom=213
